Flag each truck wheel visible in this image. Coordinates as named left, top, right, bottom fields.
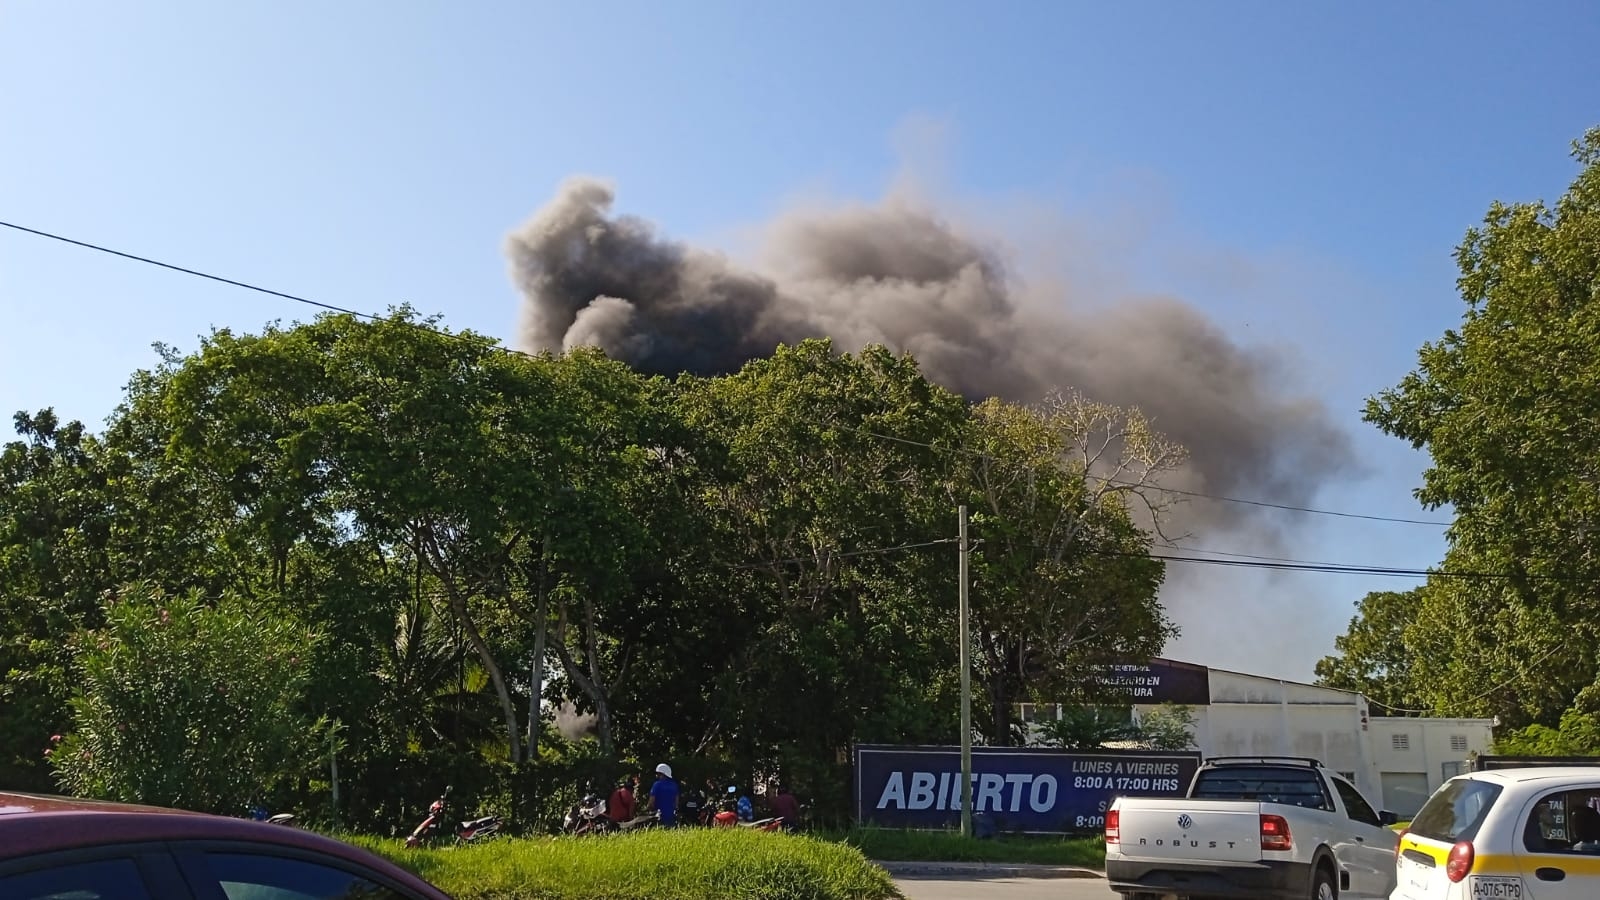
left=1311, top=864, right=1337, bottom=900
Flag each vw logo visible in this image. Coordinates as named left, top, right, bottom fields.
left=1177, top=814, right=1194, bottom=830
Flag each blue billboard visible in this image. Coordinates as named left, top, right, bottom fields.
left=854, top=744, right=1201, bottom=834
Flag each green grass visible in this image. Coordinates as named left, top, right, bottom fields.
left=820, top=828, right=1105, bottom=869
left=347, top=829, right=902, bottom=900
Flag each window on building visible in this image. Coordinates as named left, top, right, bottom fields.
left=1392, top=734, right=1410, bottom=751
left=1451, top=734, right=1469, bottom=752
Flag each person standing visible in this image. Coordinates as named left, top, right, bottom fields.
left=607, top=776, right=636, bottom=824
left=648, top=763, right=680, bottom=827
left=770, top=783, right=800, bottom=830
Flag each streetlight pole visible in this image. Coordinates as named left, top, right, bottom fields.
left=958, top=505, right=973, bottom=838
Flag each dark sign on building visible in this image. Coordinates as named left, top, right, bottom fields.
left=1090, top=658, right=1212, bottom=706
left=854, top=744, right=1201, bottom=834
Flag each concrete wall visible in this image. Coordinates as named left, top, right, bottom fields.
left=1019, top=662, right=1495, bottom=818
left=1134, top=668, right=1381, bottom=803
left=1366, top=717, right=1495, bottom=816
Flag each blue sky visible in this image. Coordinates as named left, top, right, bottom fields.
left=4, top=1, right=1598, bottom=680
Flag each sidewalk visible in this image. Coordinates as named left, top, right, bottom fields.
left=873, top=860, right=1103, bottom=879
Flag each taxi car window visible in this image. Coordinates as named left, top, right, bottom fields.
left=1409, top=777, right=1502, bottom=843
left=1190, top=765, right=1332, bottom=811
left=1522, top=788, right=1600, bottom=853
left=0, top=857, right=155, bottom=900
left=1332, top=777, right=1381, bottom=827
left=203, top=853, right=408, bottom=900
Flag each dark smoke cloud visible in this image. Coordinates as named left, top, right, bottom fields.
left=506, top=177, right=1358, bottom=538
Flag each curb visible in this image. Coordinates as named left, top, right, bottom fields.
left=873, top=860, right=1103, bottom=880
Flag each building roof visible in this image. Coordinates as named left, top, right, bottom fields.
left=1151, top=657, right=1365, bottom=696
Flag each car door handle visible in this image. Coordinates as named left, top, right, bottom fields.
left=1354, top=836, right=1365, bottom=843
left=1536, top=867, right=1566, bottom=882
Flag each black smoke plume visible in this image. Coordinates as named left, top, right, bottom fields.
left=506, top=177, right=1358, bottom=538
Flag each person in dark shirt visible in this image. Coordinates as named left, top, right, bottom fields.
left=648, top=763, right=680, bottom=826
left=770, top=783, right=800, bottom=830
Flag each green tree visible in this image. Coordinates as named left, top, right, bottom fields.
left=1495, top=709, right=1600, bottom=757
left=1314, top=590, right=1424, bottom=715
left=960, top=391, right=1180, bottom=745
left=674, top=339, right=969, bottom=765
left=0, top=410, right=126, bottom=790
left=1134, top=703, right=1197, bottom=751
left=50, top=582, right=325, bottom=813
left=1354, top=127, right=1600, bottom=727
left=1036, top=706, right=1137, bottom=749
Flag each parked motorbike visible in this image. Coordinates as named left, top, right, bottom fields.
left=562, top=786, right=613, bottom=836
left=404, top=786, right=504, bottom=848
left=246, top=804, right=297, bottom=827
left=679, top=784, right=709, bottom=827
left=710, top=786, right=783, bottom=832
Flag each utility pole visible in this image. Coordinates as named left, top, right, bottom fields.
left=958, top=505, right=973, bottom=838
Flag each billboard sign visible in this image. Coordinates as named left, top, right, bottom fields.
left=1090, top=658, right=1212, bottom=705
left=854, top=744, right=1201, bottom=833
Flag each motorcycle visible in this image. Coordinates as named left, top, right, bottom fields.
left=246, top=804, right=297, bottom=827
left=711, top=786, right=783, bottom=832
left=679, top=784, right=709, bottom=827
left=561, top=786, right=613, bottom=836
left=404, top=786, right=504, bottom=848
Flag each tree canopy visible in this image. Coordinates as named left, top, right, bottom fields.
left=1317, top=127, right=1600, bottom=732
left=0, top=311, right=1181, bottom=826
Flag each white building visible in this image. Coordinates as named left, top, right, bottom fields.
left=1019, top=658, right=1494, bottom=818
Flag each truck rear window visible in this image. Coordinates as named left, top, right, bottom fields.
left=1190, top=766, right=1332, bottom=810
left=1409, top=778, right=1503, bottom=843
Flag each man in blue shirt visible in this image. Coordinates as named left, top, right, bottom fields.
left=648, top=762, right=680, bottom=827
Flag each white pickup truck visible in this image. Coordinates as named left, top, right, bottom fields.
left=1104, top=756, right=1401, bottom=900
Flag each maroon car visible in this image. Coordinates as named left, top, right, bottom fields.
left=0, top=791, right=454, bottom=899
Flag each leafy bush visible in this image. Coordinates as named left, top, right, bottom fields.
left=350, top=828, right=901, bottom=900
left=49, top=582, right=325, bottom=814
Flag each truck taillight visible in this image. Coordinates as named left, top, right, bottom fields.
left=1446, top=840, right=1474, bottom=882
left=1394, top=827, right=1408, bottom=860
left=1260, top=813, right=1292, bottom=851
left=1105, top=809, right=1119, bottom=844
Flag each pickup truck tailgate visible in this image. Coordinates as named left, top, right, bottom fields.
left=1115, top=799, right=1262, bottom=863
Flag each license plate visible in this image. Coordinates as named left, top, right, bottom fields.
left=1468, top=876, right=1523, bottom=899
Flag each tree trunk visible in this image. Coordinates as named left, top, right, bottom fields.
left=979, top=628, right=1015, bottom=747
left=525, top=535, right=550, bottom=763
left=552, top=599, right=614, bottom=756
left=584, top=594, right=614, bottom=753
left=420, top=526, right=522, bottom=763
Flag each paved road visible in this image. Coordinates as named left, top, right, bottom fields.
left=895, top=874, right=1117, bottom=900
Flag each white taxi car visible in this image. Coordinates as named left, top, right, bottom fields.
left=1392, top=766, right=1600, bottom=900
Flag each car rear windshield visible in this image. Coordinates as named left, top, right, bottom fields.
left=1409, top=778, right=1504, bottom=843
left=1190, top=766, right=1331, bottom=810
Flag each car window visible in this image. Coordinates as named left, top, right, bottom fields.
left=201, top=853, right=408, bottom=900
left=1522, top=788, right=1600, bottom=854
left=1332, top=777, right=1381, bottom=827
left=1409, top=777, right=1503, bottom=843
left=0, top=857, right=155, bottom=900
left=1190, top=765, right=1332, bottom=811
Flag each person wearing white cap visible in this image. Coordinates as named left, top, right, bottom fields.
left=646, top=762, right=680, bottom=827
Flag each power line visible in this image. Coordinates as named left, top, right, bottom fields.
left=727, top=538, right=959, bottom=571
left=844, top=426, right=1452, bottom=527
left=0, top=219, right=526, bottom=358
left=0, top=219, right=1464, bottom=532
left=1087, top=545, right=1579, bottom=582
left=1373, top=641, right=1564, bottom=716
